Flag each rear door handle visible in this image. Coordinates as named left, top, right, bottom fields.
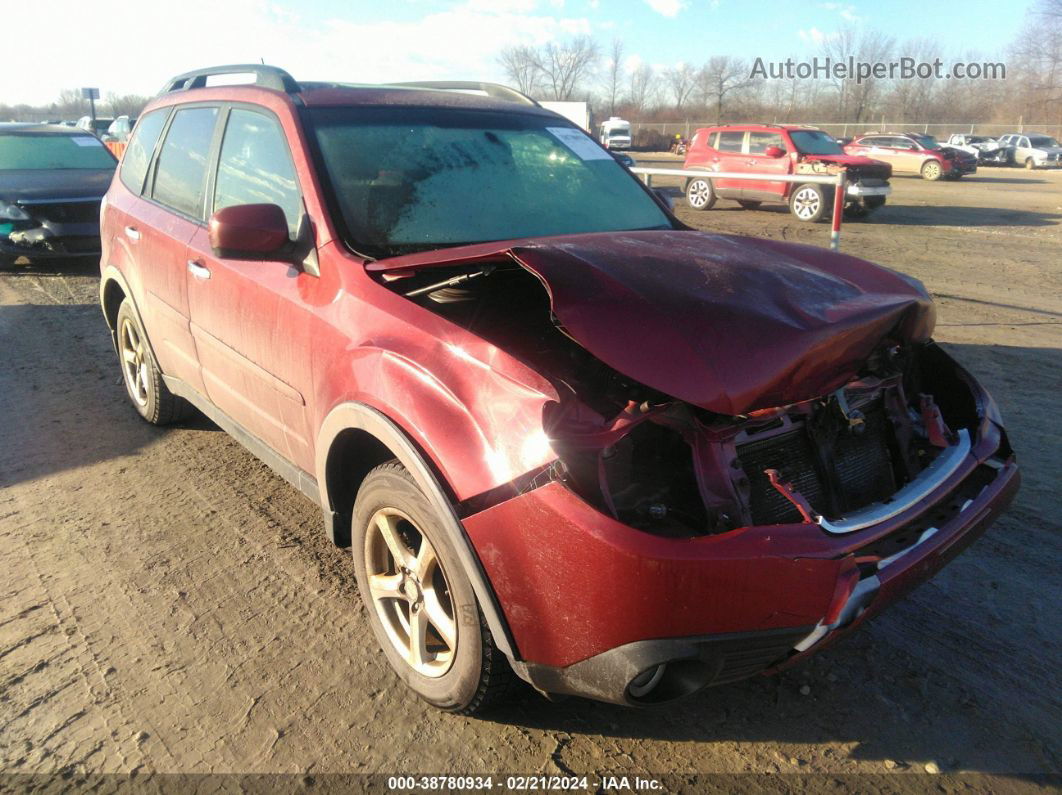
left=124, top=226, right=140, bottom=241
left=187, top=260, right=211, bottom=280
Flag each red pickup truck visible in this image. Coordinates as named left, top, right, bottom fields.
left=683, top=124, right=892, bottom=222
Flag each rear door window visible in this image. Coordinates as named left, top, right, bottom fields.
left=152, top=106, right=219, bottom=219
left=120, top=109, right=168, bottom=195
left=716, top=131, right=744, bottom=152
left=213, top=108, right=302, bottom=239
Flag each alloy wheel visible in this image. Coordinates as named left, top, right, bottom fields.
left=120, top=317, right=150, bottom=407
left=364, top=507, right=457, bottom=678
left=792, top=186, right=821, bottom=220
left=687, top=179, right=712, bottom=209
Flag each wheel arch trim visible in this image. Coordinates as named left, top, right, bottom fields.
left=99, top=265, right=157, bottom=364
left=315, top=401, right=523, bottom=665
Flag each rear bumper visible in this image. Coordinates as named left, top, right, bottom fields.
left=464, top=419, right=1018, bottom=705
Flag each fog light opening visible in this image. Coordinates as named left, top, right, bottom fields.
left=626, top=659, right=714, bottom=704
left=628, top=664, right=667, bottom=699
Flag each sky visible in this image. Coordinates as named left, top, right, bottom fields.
left=0, top=0, right=1029, bottom=106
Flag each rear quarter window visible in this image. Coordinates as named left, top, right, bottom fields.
left=151, top=106, right=219, bottom=218
left=120, top=109, right=168, bottom=195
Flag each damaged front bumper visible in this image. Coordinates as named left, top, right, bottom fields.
left=846, top=182, right=891, bottom=198
left=463, top=410, right=1018, bottom=706
left=1, top=219, right=102, bottom=260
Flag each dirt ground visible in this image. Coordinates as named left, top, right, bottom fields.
left=1, top=164, right=1060, bottom=790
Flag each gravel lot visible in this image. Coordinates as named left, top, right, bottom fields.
left=1, top=165, right=1059, bottom=790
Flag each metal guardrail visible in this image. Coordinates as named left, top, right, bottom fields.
left=631, top=167, right=848, bottom=251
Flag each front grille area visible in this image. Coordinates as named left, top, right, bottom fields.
left=738, top=428, right=826, bottom=524
left=22, top=199, right=102, bottom=224
left=737, top=403, right=897, bottom=525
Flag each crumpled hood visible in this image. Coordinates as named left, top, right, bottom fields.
left=371, top=230, right=935, bottom=415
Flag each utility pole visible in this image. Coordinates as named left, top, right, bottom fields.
left=81, top=87, right=100, bottom=132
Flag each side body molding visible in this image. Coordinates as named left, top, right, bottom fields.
left=314, top=401, right=524, bottom=668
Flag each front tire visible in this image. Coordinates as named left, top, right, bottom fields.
left=684, top=177, right=716, bottom=211
left=921, top=160, right=943, bottom=180
left=115, top=299, right=188, bottom=425
left=789, top=183, right=829, bottom=222
left=1025, top=157, right=1035, bottom=170
left=352, top=461, right=514, bottom=714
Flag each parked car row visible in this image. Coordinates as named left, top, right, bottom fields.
left=681, top=123, right=1060, bottom=223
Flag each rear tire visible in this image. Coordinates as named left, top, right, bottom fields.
left=1025, top=157, right=1035, bottom=170
left=789, top=183, right=829, bottom=223
left=115, top=299, right=189, bottom=425
left=736, top=200, right=762, bottom=210
left=352, top=461, right=515, bottom=714
left=684, top=177, right=716, bottom=211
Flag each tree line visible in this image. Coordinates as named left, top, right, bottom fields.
left=1, top=89, right=151, bottom=123
left=499, top=0, right=1060, bottom=127
left=3, top=0, right=1057, bottom=128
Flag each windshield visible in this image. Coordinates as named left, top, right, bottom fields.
left=912, top=134, right=941, bottom=150
left=789, top=130, right=844, bottom=155
left=0, top=133, right=117, bottom=170
left=1029, top=136, right=1059, bottom=148
left=309, top=107, right=671, bottom=258
left=968, top=136, right=991, bottom=143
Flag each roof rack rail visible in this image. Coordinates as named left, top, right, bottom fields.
left=391, top=81, right=539, bottom=107
left=159, top=64, right=300, bottom=95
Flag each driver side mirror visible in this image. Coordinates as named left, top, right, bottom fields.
left=209, top=203, right=291, bottom=260
left=764, top=145, right=785, bottom=158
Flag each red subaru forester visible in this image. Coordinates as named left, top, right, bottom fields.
left=99, top=65, right=1019, bottom=712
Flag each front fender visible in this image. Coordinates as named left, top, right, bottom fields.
left=315, top=341, right=558, bottom=504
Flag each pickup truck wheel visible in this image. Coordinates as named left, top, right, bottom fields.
left=736, top=200, right=762, bottom=210
left=352, top=461, right=515, bottom=714
left=921, top=160, right=943, bottom=180
left=1024, top=157, right=1035, bottom=170
left=115, top=299, right=189, bottom=425
left=789, top=184, right=829, bottom=222
left=684, top=177, right=716, bottom=210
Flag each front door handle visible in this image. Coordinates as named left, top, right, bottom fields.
left=187, top=260, right=211, bottom=280
left=124, top=226, right=140, bottom=241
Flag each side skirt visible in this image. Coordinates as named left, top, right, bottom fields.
left=162, top=375, right=321, bottom=506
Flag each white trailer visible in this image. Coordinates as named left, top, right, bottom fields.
left=539, top=101, right=590, bottom=132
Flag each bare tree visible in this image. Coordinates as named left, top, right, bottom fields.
left=663, top=63, right=697, bottom=110
left=1009, top=0, right=1062, bottom=117
left=536, top=36, right=601, bottom=100
left=601, top=38, right=625, bottom=115
left=627, top=63, right=657, bottom=114
left=106, top=93, right=150, bottom=118
left=700, top=56, right=749, bottom=120
left=498, top=45, right=542, bottom=96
